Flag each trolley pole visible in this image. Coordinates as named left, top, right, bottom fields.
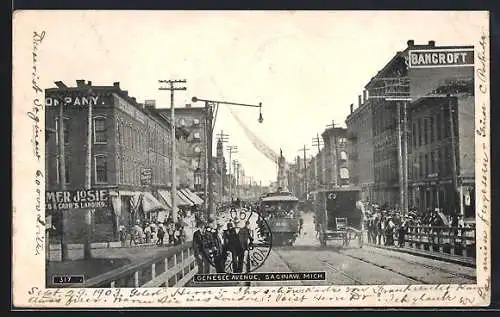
left=402, top=100, right=409, bottom=216
left=227, top=145, right=238, bottom=200
left=397, top=102, right=404, bottom=215
left=448, top=94, right=460, bottom=216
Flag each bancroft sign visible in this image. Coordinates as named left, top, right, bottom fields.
left=408, top=49, right=474, bottom=68
left=46, top=189, right=110, bottom=211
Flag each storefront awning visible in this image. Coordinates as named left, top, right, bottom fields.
left=179, top=189, right=196, bottom=205
left=142, top=192, right=166, bottom=213
left=182, top=188, right=204, bottom=205
left=157, top=190, right=173, bottom=209
left=177, top=191, right=194, bottom=207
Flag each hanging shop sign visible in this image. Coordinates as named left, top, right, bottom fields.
left=46, top=189, right=110, bottom=211
left=408, top=49, right=474, bottom=68
left=140, top=167, right=153, bottom=186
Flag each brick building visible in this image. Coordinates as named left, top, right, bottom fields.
left=321, top=125, right=350, bottom=187
left=345, top=93, right=374, bottom=201
left=345, top=40, right=475, bottom=219
left=45, top=80, right=202, bottom=244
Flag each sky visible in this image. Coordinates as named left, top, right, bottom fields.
left=29, top=11, right=485, bottom=185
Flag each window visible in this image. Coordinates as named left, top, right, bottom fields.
left=423, top=119, right=429, bottom=145
left=339, top=168, right=349, bottom=179
left=412, top=123, right=417, bottom=149
left=418, top=118, right=423, bottom=146
left=93, top=117, right=107, bottom=143
left=430, top=151, right=435, bottom=174
left=194, top=146, right=201, bottom=153
left=430, top=116, right=434, bottom=143
left=437, top=112, right=442, bottom=140
left=193, top=132, right=201, bottom=140
left=339, top=151, right=348, bottom=161
left=55, top=117, right=70, bottom=145
left=55, top=157, right=70, bottom=184
left=94, top=155, right=108, bottom=183
left=193, top=118, right=200, bottom=126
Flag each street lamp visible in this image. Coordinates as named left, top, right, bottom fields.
left=191, top=96, right=263, bottom=218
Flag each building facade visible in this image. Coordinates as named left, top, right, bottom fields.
left=345, top=40, right=475, bottom=219
left=345, top=94, right=375, bottom=201
left=45, top=80, right=203, bottom=244
left=321, top=126, right=350, bottom=187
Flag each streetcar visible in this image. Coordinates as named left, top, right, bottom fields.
left=258, top=190, right=300, bottom=246
left=313, top=186, right=364, bottom=247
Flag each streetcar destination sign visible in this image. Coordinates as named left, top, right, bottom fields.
left=46, top=189, right=110, bottom=211
left=408, top=49, right=474, bottom=68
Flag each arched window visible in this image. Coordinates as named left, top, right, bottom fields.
left=339, top=167, right=349, bottom=180
left=340, top=151, right=348, bottom=161
left=93, top=116, right=107, bottom=144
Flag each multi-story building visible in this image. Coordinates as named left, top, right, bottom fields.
left=321, top=125, right=350, bottom=187
left=45, top=80, right=203, bottom=244
left=346, top=40, right=475, bottom=219
left=345, top=94, right=375, bottom=201
left=405, top=42, right=474, bottom=219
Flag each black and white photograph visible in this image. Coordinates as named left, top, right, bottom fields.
left=12, top=11, right=490, bottom=307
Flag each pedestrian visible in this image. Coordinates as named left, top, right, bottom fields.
left=238, top=221, right=254, bottom=273
left=224, top=222, right=243, bottom=273
left=119, top=225, right=127, bottom=247
left=214, top=222, right=226, bottom=273
left=192, top=221, right=210, bottom=274
left=156, top=222, right=165, bottom=246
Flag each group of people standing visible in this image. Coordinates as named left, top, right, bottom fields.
left=119, top=216, right=186, bottom=247
left=192, top=210, right=254, bottom=274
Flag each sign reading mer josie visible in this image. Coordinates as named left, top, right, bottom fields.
left=46, top=189, right=110, bottom=211
left=408, top=49, right=474, bottom=68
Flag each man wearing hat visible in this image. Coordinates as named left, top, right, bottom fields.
left=192, top=220, right=210, bottom=273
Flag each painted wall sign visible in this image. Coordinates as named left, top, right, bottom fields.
left=45, top=96, right=100, bottom=107
left=408, top=49, right=474, bottom=68
left=46, top=189, right=110, bottom=210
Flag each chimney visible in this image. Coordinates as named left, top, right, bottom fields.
left=54, top=81, right=67, bottom=88
left=358, top=95, right=362, bottom=107
left=76, top=79, right=86, bottom=87
left=350, top=104, right=353, bottom=114
left=123, top=90, right=128, bottom=96
left=87, top=81, right=92, bottom=86
left=145, top=99, right=156, bottom=109
left=113, top=82, right=120, bottom=88
left=407, top=39, right=415, bottom=47
left=428, top=40, right=436, bottom=47
left=131, top=97, right=137, bottom=103
left=363, top=90, right=368, bottom=103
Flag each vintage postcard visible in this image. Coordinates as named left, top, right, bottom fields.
left=12, top=11, right=491, bottom=308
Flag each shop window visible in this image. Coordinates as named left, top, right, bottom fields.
left=93, top=116, right=107, bottom=144
left=94, top=154, right=108, bottom=183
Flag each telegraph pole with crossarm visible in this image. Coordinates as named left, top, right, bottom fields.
left=159, top=79, right=187, bottom=221
left=298, top=145, right=310, bottom=199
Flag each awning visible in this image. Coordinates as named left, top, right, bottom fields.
left=157, top=190, right=172, bottom=209
left=177, top=191, right=194, bottom=206
left=142, top=192, right=166, bottom=213
left=179, top=189, right=196, bottom=205
left=183, top=188, right=204, bottom=205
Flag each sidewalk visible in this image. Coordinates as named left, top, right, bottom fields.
left=366, top=243, right=476, bottom=268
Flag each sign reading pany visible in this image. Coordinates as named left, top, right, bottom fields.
left=408, top=49, right=474, bottom=68
left=45, top=95, right=100, bottom=107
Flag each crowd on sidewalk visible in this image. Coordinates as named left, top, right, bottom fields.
left=118, top=215, right=188, bottom=247
left=362, top=202, right=475, bottom=248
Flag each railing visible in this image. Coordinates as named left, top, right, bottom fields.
left=66, top=242, right=196, bottom=288
left=368, top=226, right=476, bottom=260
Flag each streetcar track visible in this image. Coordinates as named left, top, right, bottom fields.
left=319, top=260, right=363, bottom=285
left=357, top=246, right=476, bottom=281
left=328, top=249, right=426, bottom=284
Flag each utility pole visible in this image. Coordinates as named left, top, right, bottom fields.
left=326, top=120, right=338, bottom=186
left=216, top=130, right=229, bottom=205
left=58, top=96, right=68, bottom=261
left=84, top=86, right=94, bottom=260
left=233, top=160, right=240, bottom=198
left=298, top=145, right=310, bottom=199
left=159, top=79, right=187, bottom=222
left=448, top=94, right=460, bottom=216
left=226, top=145, right=238, bottom=200
left=397, top=102, right=404, bottom=214
left=312, top=133, right=324, bottom=188
left=402, top=101, right=409, bottom=216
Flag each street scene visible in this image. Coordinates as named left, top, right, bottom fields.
left=40, top=12, right=479, bottom=289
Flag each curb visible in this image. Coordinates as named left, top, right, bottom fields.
left=366, top=243, right=476, bottom=268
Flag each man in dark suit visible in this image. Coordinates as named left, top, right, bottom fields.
left=192, top=220, right=210, bottom=273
